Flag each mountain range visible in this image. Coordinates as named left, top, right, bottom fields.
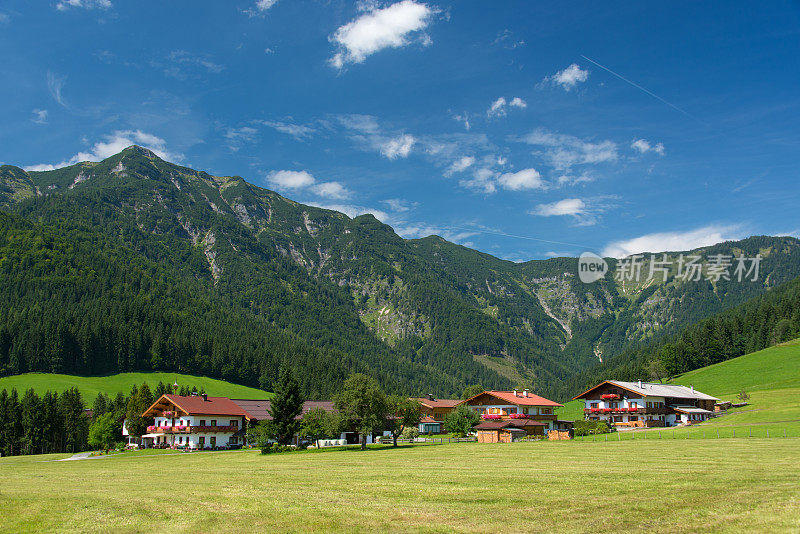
left=2, top=146, right=799, bottom=399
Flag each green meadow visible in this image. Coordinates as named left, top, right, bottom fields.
left=0, top=372, right=271, bottom=402
left=1, top=439, right=798, bottom=533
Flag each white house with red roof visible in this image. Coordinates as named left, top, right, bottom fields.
left=462, top=389, right=568, bottom=435
left=141, top=393, right=251, bottom=449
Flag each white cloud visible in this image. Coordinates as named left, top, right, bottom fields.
left=381, top=198, right=417, bottom=212
left=259, top=120, right=316, bottom=141
left=308, top=202, right=391, bottom=223
left=487, top=96, right=527, bottom=118
left=444, top=156, right=475, bottom=176
left=531, top=196, right=615, bottom=226
left=516, top=128, right=618, bottom=170
left=47, top=72, right=67, bottom=107
left=56, top=0, right=111, bottom=10
left=311, top=181, right=349, bottom=200
left=24, top=130, right=182, bottom=171
left=452, top=112, right=470, bottom=131
left=544, top=63, right=589, bottom=91
left=534, top=198, right=586, bottom=217
left=602, top=225, right=743, bottom=258
left=497, top=168, right=544, bottom=191
left=267, top=170, right=316, bottom=189
left=31, top=109, right=48, bottom=125
left=460, top=167, right=497, bottom=194
left=329, top=0, right=434, bottom=69
left=380, top=134, right=416, bottom=159
left=631, top=138, right=665, bottom=155
left=493, top=29, right=525, bottom=49
left=267, top=170, right=349, bottom=200
left=244, top=0, right=278, bottom=16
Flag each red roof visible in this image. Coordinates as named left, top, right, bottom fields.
left=411, top=397, right=462, bottom=409
left=467, top=391, right=563, bottom=407
left=144, top=394, right=250, bottom=418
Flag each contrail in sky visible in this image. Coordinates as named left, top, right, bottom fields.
left=445, top=224, right=592, bottom=250
left=581, top=55, right=700, bottom=122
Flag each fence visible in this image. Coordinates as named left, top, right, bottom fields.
left=581, top=425, right=798, bottom=442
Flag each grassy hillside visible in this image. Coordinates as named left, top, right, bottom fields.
left=1, top=440, right=798, bottom=532
left=0, top=372, right=272, bottom=403
left=671, top=338, right=800, bottom=394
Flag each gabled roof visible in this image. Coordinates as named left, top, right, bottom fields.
left=572, top=380, right=718, bottom=401
left=419, top=416, right=441, bottom=424
left=143, top=394, right=250, bottom=418
left=474, top=419, right=545, bottom=430
left=411, top=397, right=462, bottom=409
left=230, top=399, right=335, bottom=420
left=464, top=390, right=563, bottom=407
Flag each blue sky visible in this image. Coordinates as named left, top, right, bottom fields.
left=2, top=1, right=799, bottom=260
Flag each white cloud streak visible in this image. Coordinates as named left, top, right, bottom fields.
left=516, top=128, right=618, bottom=170
left=329, top=0, right=434, bottom=69
left=56, top=0, right=111, bottom=10
left=47, top=72, right=67, bottom=107
left=31, top=109, right=48, bottom=125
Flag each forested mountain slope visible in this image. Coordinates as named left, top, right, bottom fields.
left=1, top=146, right=799, bottom=398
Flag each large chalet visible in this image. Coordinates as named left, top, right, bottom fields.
left=573, top=380, right=718, bottom=428
left=141, top=394, right=251, bottom=449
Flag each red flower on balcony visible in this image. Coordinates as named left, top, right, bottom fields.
left=602, top=408, right=612, bottom=413
left=601, top=394, right=619, bottom=400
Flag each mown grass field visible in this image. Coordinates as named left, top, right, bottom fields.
left=1, top=439, right=799, bottom=533
left=0, top=372, right=271, bottom=402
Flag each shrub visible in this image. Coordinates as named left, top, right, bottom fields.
left=400, top=426, right=419, bottom=440
left=574, top=419, right=613, bottom=436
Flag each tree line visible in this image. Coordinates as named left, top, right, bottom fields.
left=0, top=380, right=208, bottom=456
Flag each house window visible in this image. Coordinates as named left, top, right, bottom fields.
left=541, top=408, right=552, bottom=415
left=210, top=420, right=217, bottom=427
left=508, top=407, right=517, bottom=414
left=230, top=437, right=238, bottom=445
left=523, top=407, right=529, bottom=414
left=230, top=420, right=238, bottom=427
left=199, top=437, right=205, bottom=446
left=200, top=420, right=206, bottom=427
left=590, top=403, right=598, bottom=409
left=210, top=437, right=216, bottom=447
left=629, top=416, right=638, bottom=421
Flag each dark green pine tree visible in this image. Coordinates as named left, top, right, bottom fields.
left=267, top=366, right=304, bottom=445
left=21, top=388, right=44, bottom=455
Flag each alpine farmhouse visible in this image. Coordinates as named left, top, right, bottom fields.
left=573, top=380, right=718, bottom=428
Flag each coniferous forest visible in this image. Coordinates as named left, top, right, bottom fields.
left=2, top=147, right=800, bottom=401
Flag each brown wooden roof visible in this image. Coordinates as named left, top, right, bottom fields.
left=230, top=399, right=335, bottom=420
left=143, top=394, right=250, bottom=418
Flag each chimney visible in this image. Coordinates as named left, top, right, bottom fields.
left=523, top=389, right=529, bottom=397
left=637, top=380, right=642, bottom=389
left=201, top=393, right=208, bottom=401
left=691, top=384, right=694, bottom=393
left=427, top=393, right=435, bottom=401
left=513, top=389, right=517, bottom=397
